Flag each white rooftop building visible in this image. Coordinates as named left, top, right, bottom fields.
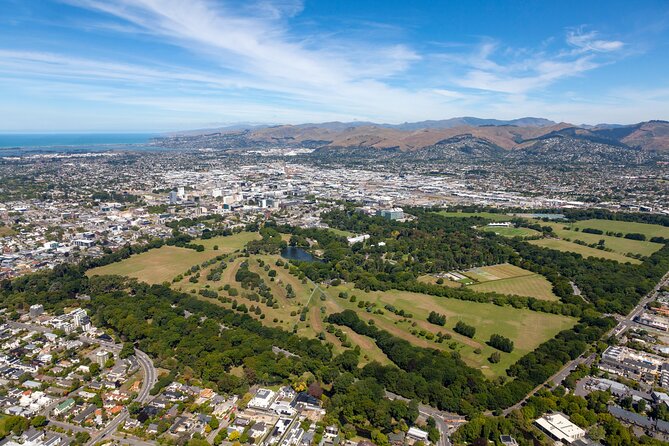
left=534, top=413, right=585, bottom=444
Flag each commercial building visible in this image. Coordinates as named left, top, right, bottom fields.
left=534, top=413, right=585, bottom=444
left=377, top=208, right=404, bottom=220
left=600, top=346, right=665, bottom=383
left=636, top=313, right=669, bottom=331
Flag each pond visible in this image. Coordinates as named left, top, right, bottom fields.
left=280, top=246, right=320, bottom=262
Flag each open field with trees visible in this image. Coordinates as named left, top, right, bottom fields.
left=528, top=238, right=642, bottom=264
left=0, top=226, right=15, bottom=237
left=324, top=284, right=575, bottom=377
left=537, top=221, right=663, bottom=257
left=417, top=275, right=462, bottom=288
left=87, top=232, right=259, bottom=284
left=571, top=219, right=669, bottom=239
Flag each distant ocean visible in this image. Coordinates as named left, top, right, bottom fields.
left=0, top=133, right=162, bottom=156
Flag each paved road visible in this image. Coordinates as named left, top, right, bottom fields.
left=87, top=349, right=157, bottom=445
left=385, top=391, right=465, bottom=446
left=501, top=270, right=669, bottom=416
left=135, top=348, right=157, bottom=403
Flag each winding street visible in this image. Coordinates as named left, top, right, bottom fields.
left=86, top=348, right=157, bottom=445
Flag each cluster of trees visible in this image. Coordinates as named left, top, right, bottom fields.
left=427, top=311, right=446, bottom=326
left=454, top=321, right=475, bottom=338
left=488, top=334, right=514, bottom=353
left=246, top=227, right=286, bottom=254
left=91, top=190, right=139, bottom=203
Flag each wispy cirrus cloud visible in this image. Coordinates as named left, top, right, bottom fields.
left=566, top=28, right=624, bottom=53
left=0, top=0, right=656, bottom=129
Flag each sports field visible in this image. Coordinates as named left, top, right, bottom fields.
left=463, top=263, right=531, bottom=282
left=481, top=226, right=540, bottom=238
left=463, top=263, right=558, bottom=301
left=529, top=238, right=641, bottom=264
left=469, top=274, right=558, bottom=301
left=87, top=232, right=260, bottom=283
left=570, top=219, right=669, bottom=240
left=437, top=211, right=512, bottom=221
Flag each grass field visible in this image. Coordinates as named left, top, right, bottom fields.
left=437, top=211, right=512, bottom=221
left=469, top=274, right=558, bottom=301
left=87, top=246, right=220, bottom=284
left=481, top=226, right=541, bottom=238
left=569, top=219, right=669, bottom=240
left=326, top=284, right=575, bottom=377
left=463, top=263, right=532, bottom=282
left=529, top=238, right=641, bottom=264
left=417, top=275, right=462, bottom=288
left=537, top=221, right=663, bottom=258
left=87, top=232, right=260, bottom=284
left=462, top=263, right=558, bottom=301
left=327, top=228, right=355, bottom=238
left=199, top=232, right=260, bottom=251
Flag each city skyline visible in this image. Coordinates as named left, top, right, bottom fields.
left=0, top=0, right=668, bottom=131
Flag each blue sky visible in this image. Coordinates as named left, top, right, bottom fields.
left=0, top=0, right=668, bottom=131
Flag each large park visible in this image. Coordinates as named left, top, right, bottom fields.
left=86, top=208, right=669, bottom=382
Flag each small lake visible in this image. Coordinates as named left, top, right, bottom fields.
left=281, top=246, right=319, bottom=262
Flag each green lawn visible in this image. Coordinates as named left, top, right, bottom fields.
left=87, top=246, right=220, bottom=284
left=199, top=232, right=260, bottom=251
left=87, top=232, right=260, bottom=284
left=469, top=274, right=559, bottom=301
left=462, top=263, right=558, bottom=301
left=481, top=226, right=541, bottom=238
left=529, top=238, right=641, bottom=264
left=570, top=219, right=669, bottom=240
left=437, top=211, right=512, bottom=221
left=327, top=228, right=355, bottom=238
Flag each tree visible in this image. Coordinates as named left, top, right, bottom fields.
left=454, top=321, right=476, bottom=338
left=308, top=382, right=323, bottom=399
left=427, top=311, right=446, bottom=326
left=488, top=334, right=514, bottom=353
left=31, top=415, right=47, bottom=428
left=488, top=352, right=501, bottom=363
left=119, top=342, right=135, bottom=359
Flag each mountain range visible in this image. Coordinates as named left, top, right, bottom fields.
left=159, top=118, right=669, bottom=163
